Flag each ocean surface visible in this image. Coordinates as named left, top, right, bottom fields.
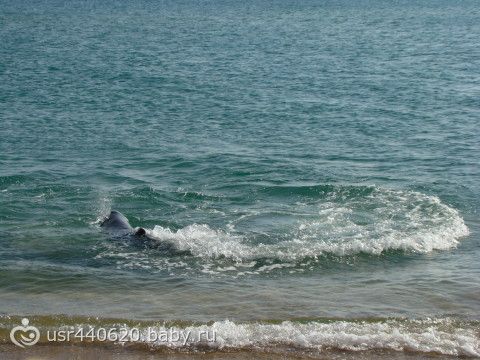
left=0, top=0, right=479, bottom=357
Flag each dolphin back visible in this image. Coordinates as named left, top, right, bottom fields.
left=100, top=210, right=133, bottom=232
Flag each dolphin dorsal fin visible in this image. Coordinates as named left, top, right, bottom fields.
left=135, top=227, right=146, bottom=236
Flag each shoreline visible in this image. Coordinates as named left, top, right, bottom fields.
left=0, top=344, right=462, bottom=360
left=1, top=315, right=478, bottom=358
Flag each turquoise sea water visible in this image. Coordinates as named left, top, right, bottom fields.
left=1, top=0, right=479, bottom=356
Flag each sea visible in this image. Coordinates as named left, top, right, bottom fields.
left=0, top=0, right=479, bottom=358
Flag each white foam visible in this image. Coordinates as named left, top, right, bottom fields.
left=125, top=318, right=480, bottom=357
left=147, top=189, right=469, bottom=261
left=288, top=188, right=470, bottom=256
left=148, top=224, right=252, bottom=261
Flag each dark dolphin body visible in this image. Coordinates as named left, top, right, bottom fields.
left=100, top=210, right=146, bottom=237
left=100, top=211, right=179, bottom=253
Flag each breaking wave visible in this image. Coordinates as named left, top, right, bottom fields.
left=1, top=316, right=478, bottom=357
left=96, top=186, right=469, bottom=275
left=147, top=187, right=468, bottom=258
left=141, top=318, right=480, bottom=357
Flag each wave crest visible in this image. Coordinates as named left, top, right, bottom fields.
left=147, top=188, right=468, bottom=261
left=3, top=317, right=476, bottom=357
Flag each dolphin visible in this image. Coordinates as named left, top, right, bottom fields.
left=100, top=210, right=146, bottom=237
left=100, top=211, right=184, bottom=253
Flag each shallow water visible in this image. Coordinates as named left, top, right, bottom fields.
left=1, top=0, right=479, bottom=356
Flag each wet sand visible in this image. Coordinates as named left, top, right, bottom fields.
left=0, top=344, right=459, bottom=360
